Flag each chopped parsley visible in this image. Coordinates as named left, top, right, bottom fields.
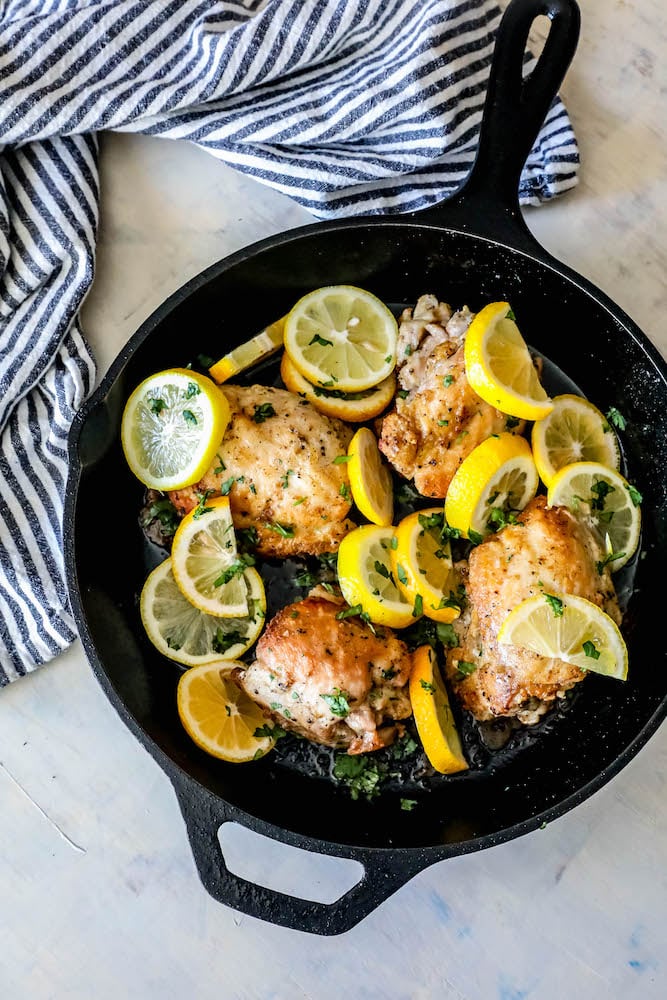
left=400, top=798, right=418, bottom=812
left=396, top=564, right=408, bottom=586
left=293, top=496, right=306, bottom=506
left=437, top=418, right=449, bottom=426
left=456, top=660, right=477, bottom=678
left=391, top=734, right=418, bottom=760
left=442, top=374, right=455, bottom=388
left=412, top=594, right=423, bottom=618
left=336, top=603, right=364, bottom=621
left=420, top=679, right=436, bottom=694
left=333, top=754, right=386, bottom=801
left=418, top=512, right=444, bottom=532
left=265, top=521, right=295, bottom=538
left=213, top=553, right=256, bottom=587
left=294, top=569, right=317, bottom=588
left=339, top=482, right=351, bottom=501
left=506, top=307, right=516, bottom=321
left=333, top=454, right=352, bottom=464
left=505, top=415, right=520, bottom=430
left=468, top=528, right=484, bottom=545
left=279, top=470, right=293, bottom=489
left=596, top=551, right=626, bottom=574
left=219, top=475, right=236, bottom=496
left=213, top=454, right=226, bottom=474
left=582, top=640, right=601, bottom=660
left=236, top=526, right=259, bottom=550
left=628, top=484, right=642, bottom=507
left=212, top=628, right=246, bottom=654
left=590, top=480, right=614, bottom=510
left=192, top=489, right=215, bottom=519
left=148, top=397, right=166, bottom=416
left=374, top=560, right=390, bottom=579
left=308, top=334, right=333, bottom=347
left=397, top=389, right=410, bottom=400
left=436, top=586, right=467, bottom=612
left=185, top=381, right=201, bottom=399
left=182, top=409, right=197, bottom=426
left=142, top=497, right=180, bottom=537
left=320, top=688, right=351, bottom=718
left=254, top=723, right=287, bottom=740
left=605, top=406, right=626, bottom=431
left=252, top=402, right=276, bottom=423
left=487, top=506, right=519, bottom=531
left=544, top=593, right=564, bottom=617
left=436, top=622, right=458, bottom=648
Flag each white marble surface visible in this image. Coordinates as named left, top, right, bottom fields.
left=2, top=1, right=667, bottom=997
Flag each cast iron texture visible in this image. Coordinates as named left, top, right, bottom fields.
left=65, top=0, right=667, bottom=935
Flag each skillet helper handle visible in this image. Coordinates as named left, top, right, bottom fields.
left=171, top=772, right=428, bottom=936
left=418, top=0, right=581, bottom=246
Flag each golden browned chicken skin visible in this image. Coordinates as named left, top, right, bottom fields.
left=234, top=596, right=413, bottom=754
left=446, top=496, right=620, bottom=724
left=377, top=295, right=526, bottom=497
left=169, top=384, right=355, bottom=558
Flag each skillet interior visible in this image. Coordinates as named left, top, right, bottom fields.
left=72, top=220, right=667, bottom=850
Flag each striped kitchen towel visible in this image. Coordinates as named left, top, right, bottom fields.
left=0, top=0, right=578, bottom=685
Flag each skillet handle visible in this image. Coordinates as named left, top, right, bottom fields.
left=170, top=771, right=430, bottom=936
left=416, top=0, right=581, bottom=249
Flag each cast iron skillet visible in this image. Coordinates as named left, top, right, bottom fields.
left=65, top=0, right=667, bottom=935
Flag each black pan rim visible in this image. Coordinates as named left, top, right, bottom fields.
left=66, top=570, right=667, bottom=859
left=65, top=213, right=667, bottom=857
left=70, top=214, right=667, bottom=441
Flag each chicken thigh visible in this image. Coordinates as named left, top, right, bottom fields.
left=377, top=295, right=526, bottom=497
left=169, top=384, right=355, bottom=558
left=446, top=496, right=620, bottom=724
left=235, top=595, right=413, bottom=753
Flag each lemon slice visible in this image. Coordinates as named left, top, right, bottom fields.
left=532, top=394, right=621, bottom=488
left=208, top=317, right=285, bottom=384
left=392, top=509, right=460, bottom=623
left=140, top=560, right=266, bottom=666
left=547, top=461, right=641, bottom=571
left=177, top=662, right=277, bottom=762
left=283, top=285, right=398, bottom=393
left=464, top=302, right=553, bottom=420
left=121, top=368, right=230, bottom=491
left=280, top=352, right=396, bottom=422
left=336, top=524, right=415, bottom=628
left=347, top=427, right=394, bottom=526
left=444, top=432, right=539, bottom=540
left=409, top=645, right=468, bottom=774
left=497, top=593, right=628, bottom=679
left=171, top=496, right=248, bottom=617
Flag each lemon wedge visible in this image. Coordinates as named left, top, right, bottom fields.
left=283, top=285, right=398, bottom=393
left=280, top=352, right=396, bottom=422
left=336, top=524, right=415, bottom=628
left=547, top=461, right=641, bottom=571
left=464, top=302, right=553, bottom=420
left=497, top=593, right=628, bottom=680
left=409, top=645, right=468, bottom=774
left=177, top=662, right=277, bottom=762
left=444, top=432, right=539, bottom=540
left=121, top=368, right=230, bottom=491
left=171, top=496, right=249, bottom=617
left=140, top=559, right=265, bottom=666
left=392, top=509, right=460, bottom=623
left=347, top=426, right=394, bottom=526
left=532, top=394, right=621, bottom=488
left=208, top=317, right=285, bottom=384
